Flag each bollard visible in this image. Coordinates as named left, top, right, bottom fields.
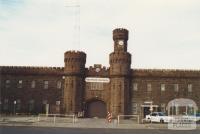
left=53, top=115, right=56, bottom=124
left=113, top=119, right=117, bottom=127
left=37, top=115, right=40, bottom=122
left=107, top=112, right=112, bottom=123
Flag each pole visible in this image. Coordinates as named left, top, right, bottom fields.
left=0, top=101, right=2, bottom=117
left=13, top=100, right=16, bottom=115
left=117, top=115, right=119, bottom=125
left=54, top=115, right=56, bottom=124
left=107, top=112, right=112, bottom=123
left=46, top=104, right=49, bottom=116
left=150, top=104, right=153, bottom=124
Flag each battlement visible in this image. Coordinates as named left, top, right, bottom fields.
left=109, top=52, right=131, bottom=64
left=85, top=64, right=109, bottom=77
left=132, top=68, right=200, bottom=78
left=88, top=64, right=109, bottom=71
left=64, top=50, right=86, bottom=63
left=65, top=50, right=86, bottom=57
left=113, top=28, right=128, bottom=34
left=0, top=66, right=64, bottom=75
left=113, top=28, right=129, bottom=41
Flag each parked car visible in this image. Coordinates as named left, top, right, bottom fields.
left=190, top=113, right=200, bottom=122
left=145, top=112, right=172, bottom=123
left=196, top=113, right=200, bottom=123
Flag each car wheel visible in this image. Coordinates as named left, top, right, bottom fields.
left=160, top=119, right=164, bottom=123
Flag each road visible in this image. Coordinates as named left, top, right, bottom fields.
left=0, top=126, right=199, bottom=134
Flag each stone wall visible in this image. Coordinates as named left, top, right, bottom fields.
left=0, top=66, right=64, bottom=114
left=131, top=69, right=200, bottom=118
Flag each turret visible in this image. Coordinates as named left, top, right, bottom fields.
left=64, top=51, right=86, bottom=75
left=113, top=28, right=129, bottom=52
left=110, top=28, right=131, bottom=76
left=109, top=28, right=132, bottom=117
left=63, top=51, right=86, bottom=114
left=109, top=52, right=131, bottom=76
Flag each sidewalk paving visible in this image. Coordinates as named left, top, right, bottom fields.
left=0, top=116, right=199, bottom=130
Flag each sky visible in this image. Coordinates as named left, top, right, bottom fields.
left=0, top=0, right=200, bottom=69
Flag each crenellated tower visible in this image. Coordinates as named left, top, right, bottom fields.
left=63, top=51, right=86, bottom=114
left=109, top=28, right=132, bottom=117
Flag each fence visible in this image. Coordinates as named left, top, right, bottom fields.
left=37, top=114, right=76, bottom=124
left=117, top=115, right=140, bottom=124
left=0, top=115, right=38, bottom=123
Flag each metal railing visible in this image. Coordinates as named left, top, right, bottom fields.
left=117, top=115, right=140, bottom=124
left=37, top=114, right=76, bottom=124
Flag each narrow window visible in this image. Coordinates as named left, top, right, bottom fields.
left=188, top=84, right=192, bottom=92
left=17, top=80, right=23, bottom=88
left=132, top=103, right=138, bottom=114
left=3, top=99, right=9, bottom=110
left=174, top=84, right=179, bottom=92
left=161, top=103, right=166, bottom=112
left=5, top=80, right=10, bottom=88
left=44, top=81, right=49, bottom=89
left=57, top=81, right=62, bottom=89
left=147, top=83, right=152, bottom=92
left=16, top=99, right=21, bottom=111
left=56, top=101, right=60, bottom=106
left=31, top=80, right=36, bottom=88
left=6, top=80, right=10, bottom=84
left=29, top=100, right=35, bottom=112
left=133, top=83, right=138, bottom=91
left=161, top=84, right=165, bottom=92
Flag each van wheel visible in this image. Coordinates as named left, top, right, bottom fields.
left=160, top=119, right=164, bottom=123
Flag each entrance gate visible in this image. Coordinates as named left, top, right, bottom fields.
left=85, top=100, right=106, bottom=118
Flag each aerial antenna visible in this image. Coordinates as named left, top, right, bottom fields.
left=65, top=0, right=80, bottom=50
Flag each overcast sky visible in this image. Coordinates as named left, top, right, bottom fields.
left=0, top=0, right=200, bottom=69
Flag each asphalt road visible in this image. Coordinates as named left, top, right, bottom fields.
left=0, top=126, right=199, bottom=134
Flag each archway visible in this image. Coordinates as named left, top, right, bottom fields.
left=85, top=100, right=107, bottom=118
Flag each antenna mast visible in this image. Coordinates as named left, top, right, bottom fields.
left=65, top=0, right=80, bottom=50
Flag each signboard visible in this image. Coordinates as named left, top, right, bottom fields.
left=144, top=101, right=153, bottom=104
left=85, top=77, right=110, bottom=83
left=150, top=105, right=153, bottom=112
left=141, top=105, right=158, bottom=107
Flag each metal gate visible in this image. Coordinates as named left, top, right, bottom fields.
left=86, top=100, right=106, bottom=118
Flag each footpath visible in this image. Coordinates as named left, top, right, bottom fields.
left=0, top=116, right=199, bottom=130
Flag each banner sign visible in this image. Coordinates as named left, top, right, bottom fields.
left=85, top=77, right=110, bottom=83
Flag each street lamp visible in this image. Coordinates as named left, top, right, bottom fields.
left=150, top=103, right=153, bottom=124
left=13, top=100, right=16, bottom=115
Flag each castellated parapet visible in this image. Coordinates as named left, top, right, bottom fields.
left=64, top=51, right=86, bottom=75
left=86, top=64, right=109, bottom=77
left=132, top=69, right=200, bottom=78
left=0, top=66, right=64, bottom=75
left=113, top=28, right=129, bottom=41
left=109, top=52, right=131, bottom=76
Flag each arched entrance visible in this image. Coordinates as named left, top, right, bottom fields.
left=85, top=100, right=106, bottom=118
